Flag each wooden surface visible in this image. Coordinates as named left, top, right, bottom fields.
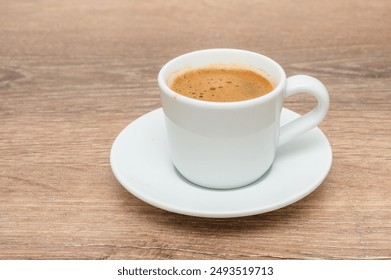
left=0, top=0, right=390, bottom=260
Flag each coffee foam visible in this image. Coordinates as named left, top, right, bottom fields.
left=169, top=66, right=274, bottom=102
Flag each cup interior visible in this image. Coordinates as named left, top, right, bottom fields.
left=158, top=49, right=286, bottom=104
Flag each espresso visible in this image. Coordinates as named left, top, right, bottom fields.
left=169, top=66, right=274, bottom=102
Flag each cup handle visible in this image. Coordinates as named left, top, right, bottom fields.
left=278, top=75, right=329, bottom=147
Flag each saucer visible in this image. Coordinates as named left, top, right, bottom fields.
left=110, top=108, right=332, bottom=218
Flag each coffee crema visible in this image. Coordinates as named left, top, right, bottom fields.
left=169, top=66, right=274, bottom=102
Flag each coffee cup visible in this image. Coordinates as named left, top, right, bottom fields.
left=158, top=49, right=329, bottom=189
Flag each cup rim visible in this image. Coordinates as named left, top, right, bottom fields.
left=158, top=48, right=286, bottom=109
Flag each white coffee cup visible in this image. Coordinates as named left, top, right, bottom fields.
left=158, top=49, right=329, bottom=189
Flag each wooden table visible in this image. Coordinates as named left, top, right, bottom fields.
left=1, top=0, right=390, bottom=260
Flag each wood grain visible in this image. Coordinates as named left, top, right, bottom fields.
left=0, top=0, right=390, bottom=259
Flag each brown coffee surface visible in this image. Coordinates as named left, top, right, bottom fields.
left=170, top=66, right=274, bottom=102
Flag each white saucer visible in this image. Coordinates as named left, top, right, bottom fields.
left=110, top=108, right=332, bottom=218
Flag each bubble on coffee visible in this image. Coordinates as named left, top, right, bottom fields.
left=170, top=66, right=274, bottom=102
